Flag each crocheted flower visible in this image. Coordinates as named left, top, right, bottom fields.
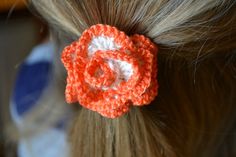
left=61, top=24, right=158, bottom=118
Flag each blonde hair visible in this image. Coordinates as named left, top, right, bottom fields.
left=27, top=0, right=236, bottom=157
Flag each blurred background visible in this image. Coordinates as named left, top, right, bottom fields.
left=0, top=0, right=47, bottom=156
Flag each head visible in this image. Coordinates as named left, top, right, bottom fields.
left=28, top=0, right=236, bottom=157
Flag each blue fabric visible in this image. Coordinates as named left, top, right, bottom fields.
left=12, top=61, right=52, bottom=116
left=10, top=43, right=69, bottom=157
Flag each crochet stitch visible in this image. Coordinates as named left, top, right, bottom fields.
left=61, top=24, right=158, bottom=118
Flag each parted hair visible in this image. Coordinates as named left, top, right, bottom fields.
left=29, top=0, right=236, bottom=157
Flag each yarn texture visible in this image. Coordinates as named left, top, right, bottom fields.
left=61, top=24, right=158, bottom=118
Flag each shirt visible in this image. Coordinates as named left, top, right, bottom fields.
left=10, top=42, right=69, bottom=157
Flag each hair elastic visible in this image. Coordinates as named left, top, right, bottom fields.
left=61, top=24, right=158, bottom=118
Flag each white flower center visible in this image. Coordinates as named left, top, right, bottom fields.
left=88, top=36, right=133, bottom=89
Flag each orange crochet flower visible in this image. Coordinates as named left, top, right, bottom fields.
left=61, top=24, right=158, bottom=118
